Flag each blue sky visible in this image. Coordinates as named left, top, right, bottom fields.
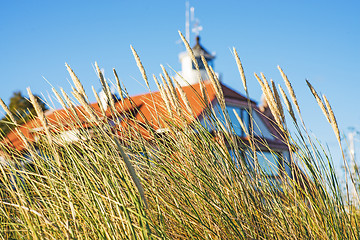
left=1, top=0, right=360, bottom=176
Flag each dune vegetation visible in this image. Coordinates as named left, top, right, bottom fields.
left=0, top=33, right=358, bottom=239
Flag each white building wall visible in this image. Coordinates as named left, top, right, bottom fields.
left=176, top=52, right=211, bottom=86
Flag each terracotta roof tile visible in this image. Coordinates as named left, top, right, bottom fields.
left=1, top=80, right=275, bottom=152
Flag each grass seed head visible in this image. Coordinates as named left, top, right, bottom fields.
left=278, top=65, right=301, bottom=116
left=179, top=31, right=199, bottom=71
left=278, top=85, right=297, bottom=123
left=52, top=88, right=69, bottom=114
left=173, top=77, right=194, bottom=117
left=130, top=45, right=149, bottom=90
left=65, top=63, right=87, bottom=100
left=27, top=87, right=53, bottom=145
left=113, top=68, right=124, bottom=102
left=323, top=95, right=340, bottom=144
left=306, top=80, right=331, bottom=123
left=271, top=79, right=285, bottom=123
left=233, top=109, right=248, bottom=136
left=0, top=98, right=17, bottom=124
left=72, top=90, right=99, bottom=122
left=92, top=86, right=106, bottom=117
left=255, top=73, right=282, bottom=126
left=233, top=47, right=247, bottom=94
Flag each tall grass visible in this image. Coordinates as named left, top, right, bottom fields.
left=0, top=34, right=358, bottom=239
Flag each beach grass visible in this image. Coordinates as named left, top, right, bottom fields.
left=0, top=36, right=358, bottom=239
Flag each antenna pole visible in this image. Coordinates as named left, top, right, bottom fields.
left=349, top=130, right=359, bottom=203
left=185, top=1, right=190, bottom=45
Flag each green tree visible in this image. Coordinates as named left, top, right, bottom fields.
left=0, top=91, right=47, bottom=138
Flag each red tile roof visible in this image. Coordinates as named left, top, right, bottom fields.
left=1, top=80, right=284, bottom=152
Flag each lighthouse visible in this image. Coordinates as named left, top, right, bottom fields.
left=176, top=36, right=216, bottom=86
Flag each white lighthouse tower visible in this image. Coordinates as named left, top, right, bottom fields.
left=176, top=2, right=216, bottom=86
left=176, top=36, right=216, bottom=86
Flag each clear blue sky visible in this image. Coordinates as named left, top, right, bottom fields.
left=1, top=0, right=360, bottom=177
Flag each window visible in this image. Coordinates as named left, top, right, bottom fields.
left=212, top=104, right=249, bottom=137
left=192, top=57, right=213, bottom=70
left=252, top=111, right=274, bottom=140
left=282, top=151, right=292, bottom=178
left=245, top=150, right=283, bottom=176
left=202, top=103, right=274, bottom=140
left=242, top=109, right=250, bottom=136
left=229, top=148, right=286, bottom=177
left=227, top=105, right=243, bottom=136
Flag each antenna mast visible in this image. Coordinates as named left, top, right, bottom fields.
left=185, top=1, right=190, bottom=45
left=191, top=6, right=203, bottom=37
left=348, top=129, right=360, bottom=204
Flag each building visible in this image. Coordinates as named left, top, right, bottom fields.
left=175, top=36, right=292, bottom=179
left=1, top=36, right=293, bottom=181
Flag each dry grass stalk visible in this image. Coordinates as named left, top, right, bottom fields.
left=232, top=50, right=259, bottom=176
left=254, top=73, right=266, bottom=94
left=262, top=75, right=282, bottom=125
left=278, top=85, right=297, bottom=123
left=233, top=109, right=248, bottom=136
left=28, top=88, right=62, bottom=168
left=119, top=77, right=129, bottom=98
left=209, top=66, right=222, bottom=96
left=278, top=66, right=301, bottom=116
left=159, top=74, right=176, bottom=109
left=199, top=78, right=208, bottom=105
left=161, top=65, right=180, bottom=110
left=141, top=74, right=161, bottom=124
left=60, top=88, right=77, bottom=117
left=95, top=62, right=110, bottom=97
left=113, top=138, right=148, bottom=208
left=271, top=80, right=285, bottom=123
left=153, top=74, right=172, bottom=117
left=201, top=55, right=221, bottom=103
left=65, top=63, right=87, bottom=101
left=258, top=74, right=280, bottom=119
left=0, top=99, right=17, bottom=126
left=178, top=31, right=199, bottom=71
left=72, top=89, right=99, bottom=123
left=113, top=68, right=124, bottom=102
left=92, top=86, right=106, bottom=117
left=152, top=74, right=161, bottom=91
left=161, top=65, right=176, bottom=94
left=202, top=56, right=222, bottom=114
left=95, top=62, right=115, bottom=112
left=322, top=95, right=340, bottom=145
left=201, top=55, right=215, bottom=84
left=233, top=47, right=247, bottom=94
left=254, top=73, right=282, bottom=126
left=3, top=45, right=358, bottom=239
left=27, top=87, right=52, bottom=144
left=173, top=77, right=194, bottom=118
left=52, top=88, right=69, bottom=115
left=130, top=45, right=150, bottom=90
left=95, top=62, right=105, bottom=88
left=106, top=79, right=116, bottom=112
left=306, top=80, right=331, bottom=123
left=179, top=31, right=207, bottom=103
left=158, top=84, right=173, bottom=118
left=323, top=94, right=359, bottom=203
left=174, top=71, right=190, bottom=86
left=1, top=201, right=54, bottom=226
left=208, top=65, right=224, bottom=109
left=260, top=73, right=274, bottom=102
